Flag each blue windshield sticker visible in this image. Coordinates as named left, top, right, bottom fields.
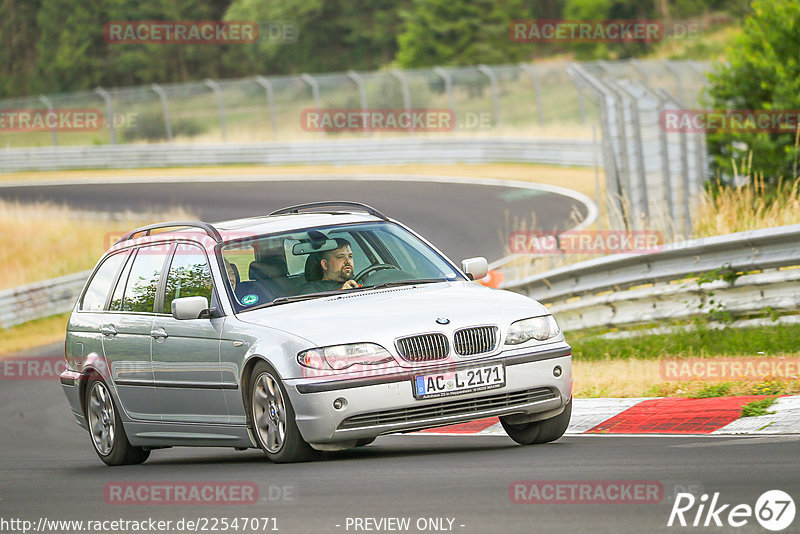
left=241, top=294, right=259, bottom=305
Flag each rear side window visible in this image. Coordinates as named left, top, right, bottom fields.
left=163, top=244, right=214, bottom=313
left=121, top=245, right=171, bottom=313
left=81, top=252, right=128, bottom=311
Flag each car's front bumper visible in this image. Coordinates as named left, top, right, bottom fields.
left=284, top=345, right=572, bottom=444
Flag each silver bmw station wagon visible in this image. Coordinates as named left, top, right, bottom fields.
left=60, top=202, right=572, bottom=465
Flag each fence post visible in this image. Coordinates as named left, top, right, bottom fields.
left=38, top=95, right=57, bottom=146
left=300, top=73, right=321, bottom=110
left=478, top=65, right=502, bottom=128
left=390, top=69, right=412, bottom=133
left=254, top=75, right=278, bottom=138
left=433, top=66, right=455, bottom=130
left=607, top=79, right=649, bottom=223
left=346, top=70, right=370, bottom=136
left=94, top=87, right=116, bottom=145
left=519, top=63, right=544, bottom=126
left=204, top=79, right=228, bottom=141
left=150, top=84, right=173, bottom=142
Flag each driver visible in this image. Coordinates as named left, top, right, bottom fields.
left=300, top=238, right=362, bottom=294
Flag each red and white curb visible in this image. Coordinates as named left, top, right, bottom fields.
left=419, top=395, right=800, bottom=436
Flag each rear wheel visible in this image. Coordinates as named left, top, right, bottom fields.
left=84, top=377, right=149, bottom=466
left=248, top=361, right=316, bottom=463
left=500, top=399, right=572, bottom=445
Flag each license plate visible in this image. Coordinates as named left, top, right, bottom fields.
left=412, top=362, right=505, bottom=400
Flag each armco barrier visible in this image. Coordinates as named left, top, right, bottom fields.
left=3, top=225, right=799, bottom=332
left=501, top=224, right=800, bottom=331
left=0, top=138, right=597, bottom=172
left=0, top=271, right=91, bottom=329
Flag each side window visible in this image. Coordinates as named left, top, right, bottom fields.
left=81, top=252, right=128, bottom=311
left=122, top=245, right=171, bottom=313
left=163, top=244, right=214, bottom=314
left=109, top=249, right=136, bottom=311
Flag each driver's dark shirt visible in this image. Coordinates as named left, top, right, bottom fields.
left=298, top=279, right=346, bottom=295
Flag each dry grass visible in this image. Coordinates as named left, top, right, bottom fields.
left=693, top=177, right=800, bottom=237
left=574, top=358, right=800, bottom=398
left=0, top=163, right=601, bottom=198
left=0, top=198, right=194, bottom=290
left=0, top=313, right=69, bottom=356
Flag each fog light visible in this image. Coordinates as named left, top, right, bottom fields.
left=553, top=365, right=562, bottom=377
left=333, top=398, right=347, bottom=410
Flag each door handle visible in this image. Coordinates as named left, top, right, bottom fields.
left=150, top=328, right=169, bottom=340
left=100, top=325, right=117, bottom=337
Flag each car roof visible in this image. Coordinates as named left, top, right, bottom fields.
left=106, top=211, right=387, bottom=254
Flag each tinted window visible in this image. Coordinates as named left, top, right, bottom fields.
left=81, top=252, right=128, bottom=311
left=121, top=245, right=170, bottom=313
left=109, top=249, right=135, bottom=311
left=163, top=244, right=214, bottom=314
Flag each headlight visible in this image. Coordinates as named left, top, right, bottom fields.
left=505, top=315, right=560, bottom=345
left=297, top=343, right=394, bottom=370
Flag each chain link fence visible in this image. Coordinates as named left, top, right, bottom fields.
left=0, top=59, right=713, bottom=235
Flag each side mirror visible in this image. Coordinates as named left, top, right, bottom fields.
left=171, top=296, right=211, bottom=320
left=461, top=257, right=488, bottom=281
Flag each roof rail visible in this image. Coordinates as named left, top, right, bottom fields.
left=115, top=221, right=223, bottom=244
left=268, top=201, right=389, bottom=220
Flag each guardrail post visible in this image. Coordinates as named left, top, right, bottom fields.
left=519, top=64, right=544, bottom=126
left=150, top=83, right=173, bottom=142
left=254, top=75, right=278, bottom=138
left=94, top=87, right=116, bottom=145
left=390, top=69, right=412, bottom=133
left=433, top=66, right=456, bottom=130
left=346, top=70, right=370, bottom=136
left=38, top=95, right=57, bottom=146
left=300, top=73, right=321, bottom=110
left=606, top=79, right=649, bottom=223
left=204, top=79, right=228, bottom=141
left=478, top=65, right=502, bottom=128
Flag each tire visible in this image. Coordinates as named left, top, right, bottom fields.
left=84, top=376, right=150, bottom=466
left=248, top=361, right=316, bottom=463
left=500, top=399, right=572, bottom=445
left=354, top=437, right=376, bottom=447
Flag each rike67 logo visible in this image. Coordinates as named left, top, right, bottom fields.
left=668, top=490, right=795, bottom=531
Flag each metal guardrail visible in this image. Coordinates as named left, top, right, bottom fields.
left=0, top=271, right=90, bottom=329
left=4, top=225, right=799, bottom=332
left=0, top=138, right=597, bottom=172
left=501, top=224, right=800, bottom=331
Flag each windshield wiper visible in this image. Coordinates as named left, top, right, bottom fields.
left=366, top=278, right=450, bottom=290
left=256, top=290, right=345, bottom=308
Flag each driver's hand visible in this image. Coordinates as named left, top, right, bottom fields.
left=340, top=280, right=361, bottom=290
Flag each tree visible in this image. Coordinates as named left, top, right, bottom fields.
left=705, top=0, right=800, bottom=183
left=222, top=0, right=407, bottom=75
left=395, top=0, right=534, bottom=68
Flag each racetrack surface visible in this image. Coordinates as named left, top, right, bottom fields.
left=0, top=177, right=589, bottom=263
left=2, top=345, right=799, bottom=533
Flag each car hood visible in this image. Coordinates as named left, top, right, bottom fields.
left=236, top=281, right=549, bottom=347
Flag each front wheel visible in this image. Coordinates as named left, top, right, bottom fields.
left=248, top=361, right=316, bottom=463
left=84, top=377, right=150, bottom=466
left=500, top=399, right=572, bottom=445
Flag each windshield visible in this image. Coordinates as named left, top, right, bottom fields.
left=220, top=221, right=465, bottom=310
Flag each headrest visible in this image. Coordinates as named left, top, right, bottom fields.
left=304, top=252, right=324, bottom=282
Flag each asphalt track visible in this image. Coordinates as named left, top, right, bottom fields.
left=0, top=177, right=590, bottom=263
left=2, top=179, right=798, bottom=532
left=2, top=344, right=799, bottom=534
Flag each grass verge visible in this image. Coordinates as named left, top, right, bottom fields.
left=741, top=397, right=778, bottom=417
left=0, top=198, right=194, bottom=290
left=0, top=313, right=69, bottom=357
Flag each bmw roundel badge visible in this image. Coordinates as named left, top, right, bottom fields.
left=435, top=317, right=450, bottom=325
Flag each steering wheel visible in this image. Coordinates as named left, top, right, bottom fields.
left=355, top=263, right=399, bottom=283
